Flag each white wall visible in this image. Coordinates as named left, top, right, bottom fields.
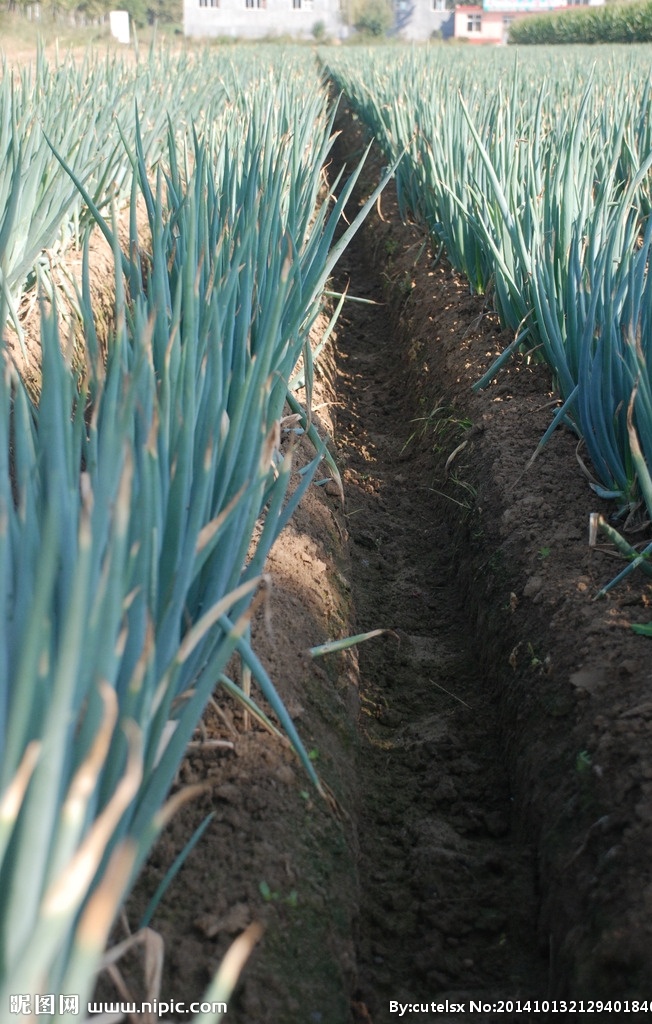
left=394, top=0, right=454, bottom=40
left=184, top=0, right=345, bottom=39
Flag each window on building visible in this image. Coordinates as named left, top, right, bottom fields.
left=467, top=12, right=481, bottom=30
left=245, top=0, right=266, bottom=8
left=293, top=0, right=314, bottom=8
left=199, top=0, right=219, bottom=6
left=432, top=0, right=448, bottom=10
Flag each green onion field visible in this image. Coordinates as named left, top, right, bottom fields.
left=2, top=36, right=652, bottom=1023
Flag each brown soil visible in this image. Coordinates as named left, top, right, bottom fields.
left=3, top=206, right=143, bottom=396
left=89, top=106, right=652, bottom=1023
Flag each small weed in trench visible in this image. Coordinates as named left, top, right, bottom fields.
left=402, top=403, right=472, bottom=455
left=259, top=881, right=299, bottom=908
left=428, top=480, right=476, bottom=512
left=447, top=471, right=477, bottom=510
left=576, top=750, right=592, bottom=774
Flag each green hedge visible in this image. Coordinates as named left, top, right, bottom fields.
left=509, top=1, right=652, bottom=44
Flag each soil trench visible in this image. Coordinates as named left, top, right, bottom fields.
left=329, top=139, right=548, bottom=1022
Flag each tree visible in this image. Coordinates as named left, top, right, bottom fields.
left=352, top=0, right=393, bottom=36
left=143, top=0, right=181, bottom=24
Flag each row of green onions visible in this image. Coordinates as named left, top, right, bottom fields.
left=324, top=44, right=652, bottom=594
left=0, top=48, right=385, bottom=1020
left=0, top=44, right=295, bottom=343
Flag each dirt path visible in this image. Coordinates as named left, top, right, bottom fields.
left=329, top=174, right=548, bottom=1022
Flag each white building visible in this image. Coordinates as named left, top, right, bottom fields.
left=183, top=0, right=454, bottom=41
left=184, top=0, right=346, bottom=40
left=393, top=0, right=454, bottom=40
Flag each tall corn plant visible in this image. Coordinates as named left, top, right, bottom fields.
left=0, top=56, right=389, bottom=1020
